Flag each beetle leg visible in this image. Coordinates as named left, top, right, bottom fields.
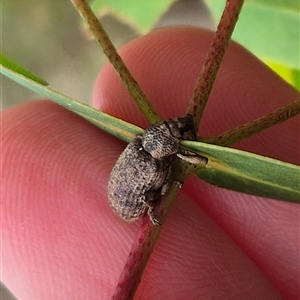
left=147, top=209, right=161, bottom=226
left=160, top=164, right=173, bottom=196
left=176, top=148, right=208, bottom=165
left=140, top=195, right=161, bottom=226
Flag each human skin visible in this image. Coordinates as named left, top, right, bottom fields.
left=2, top=27, right=299, bottom=299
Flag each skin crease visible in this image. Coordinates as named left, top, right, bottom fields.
left=2, top=27, right=299, bottom=299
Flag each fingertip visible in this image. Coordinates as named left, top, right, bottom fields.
left=2, top=100, right=139, bottom=298
left=93, top=26, right=299, bottom=162
left=93, top=27, right=213, bottom=127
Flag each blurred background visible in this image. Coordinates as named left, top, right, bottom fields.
left=2, top=0, right=215, bottom=111
left=2, top=0, right=299, bottom=110
left=1, top=0, right=299, bottom=299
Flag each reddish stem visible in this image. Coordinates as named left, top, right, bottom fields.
left=187, top=0, right=244, bottom=130
left=204, top=99, right=300, bottom=146
left=113, top=1, right=245, bottom=299
left=111, top=162, right=197, bottom=299
left=111, top=217, right=159, bottom=300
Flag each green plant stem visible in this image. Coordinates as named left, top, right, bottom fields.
left=70, top=0, right=162, bottom=125
left=187, top=0, right=244, bottom=130
left=203, top=99, right=300, bottom=146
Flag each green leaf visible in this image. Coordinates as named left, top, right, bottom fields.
left=91, top=1, right=299, bottom=90
left=91, top=0, right=174, bottom=33
left=266, top=61, right=300, bottom=91
left=183, top=140, right=300, bottom=203
left=1, top=62, right=142, bottom=143
left=206, top=0, right=300, bottom=70
left=0, top=54, right=48, bottom=86
left=2, top=60, right=299, bottom=203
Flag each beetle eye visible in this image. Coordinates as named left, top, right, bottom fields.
left=167, top=121, right=182, bottom=138
left=168, top=115, right=194, bottom=138
left=181, top=123, right=192, bottom=135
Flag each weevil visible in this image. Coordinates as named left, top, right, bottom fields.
left=107, top=114, right=208, bottom=225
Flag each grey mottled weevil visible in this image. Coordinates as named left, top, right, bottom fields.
left=107, top=114, right=208, bottom=225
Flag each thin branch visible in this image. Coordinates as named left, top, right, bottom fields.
left=204, top=99, right=300, bottom=146
left=70, top=0, right=162, bottom=124
left=112, top=186, right=179, bottom=300
left=187, top=0, right=244, bottom=129
left=110, top=0, right=245, bottom=298
left=112, top=160, right=196, bottom=299
left=112, top=219, right=160, bottom=300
